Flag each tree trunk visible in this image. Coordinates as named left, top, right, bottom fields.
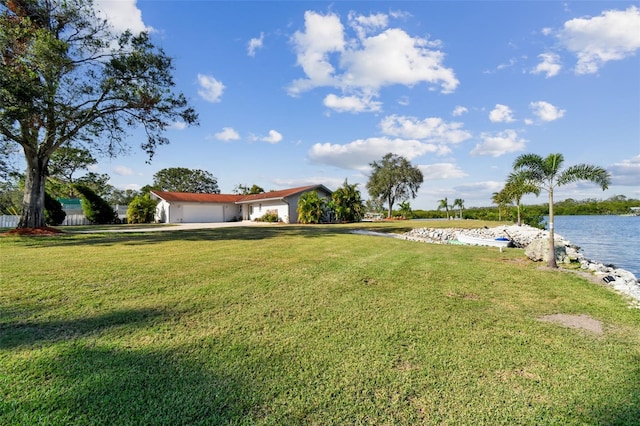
left=547, top=188, right=558, bottom=268
left=18, top=152, right=48, bottom=229
left=387, top=195, right=393, bottom=219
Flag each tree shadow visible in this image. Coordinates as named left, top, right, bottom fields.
left=4, top=343, right=258, bottom=425
left=0, top=308, right=165, bottom=349
left=580, top=355, right=640, bottom=425
left=1, top=308, right=262, bottom=424
left=6, top=224, right=363, bottom=248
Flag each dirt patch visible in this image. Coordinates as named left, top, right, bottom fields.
left=538, top=314, right=603, bottom=334
left=2, top=227, right=64, bottom=236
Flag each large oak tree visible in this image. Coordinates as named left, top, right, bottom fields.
left=153, top=167, right=220, bottom=194
left=0, top=0, right=198, bottom=228
left=366, top=153, right=423, bottom=219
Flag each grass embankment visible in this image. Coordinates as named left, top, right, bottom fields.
left=1, top=221, right=639, bottom=425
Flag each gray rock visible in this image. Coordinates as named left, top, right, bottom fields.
left=524, top=237, right=572, bottom=264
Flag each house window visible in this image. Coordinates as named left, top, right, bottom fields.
left=250, top=206, right=253, bottom=215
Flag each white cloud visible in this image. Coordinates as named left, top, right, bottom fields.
left=289, top=11, right=345, bottom=95
left=94, top=0, right=151, bottom=34
left=489, top=104, right=515, bottom=123
left=529, top=101, right=566, bottom=122
left=114, top=165, right=134, bottom=176
left=215, top=127, right=240, bottom=141
left=348, top=11, right=389, bottom=39
left=340, top=28, right=457, bottom=93
left=379, top=115, right=471, bottom=144
left=197, top=74, right=225, bottom=103
left=609, top=155, right=640, bottom=186
left=170, top=121, right=187, bottom=130
left=419, top=163, right=467, bottom=180
left=531, top=52, right=562, bottom=78
left=248, top=32, right=264, bottom=57
left=323, top=93, right=382, bottom=113
left=262, top=130, right=283, bottom=144
left=558, top=6, right=640, bottom=74
left=470, top=130, right=527, bottom=157
left=289, top=11, right=458, bottom=105
left=452, top=106, right=468, bottom=116
left=308, top=137, right=448, bottom=171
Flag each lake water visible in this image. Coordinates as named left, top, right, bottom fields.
left=549, top=215, right=640, bottom=278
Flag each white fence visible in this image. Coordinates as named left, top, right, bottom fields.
left=1, top=206, right=128, bottom=228
left=0, top=215, right=19, bottom=228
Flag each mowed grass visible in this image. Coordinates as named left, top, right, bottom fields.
left=1, top=222, right=639, bottom=425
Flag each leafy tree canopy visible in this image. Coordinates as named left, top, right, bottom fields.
left=297, top=190, right=327, bottom=224
left=48, top=145, right=97, bottom=183
left=0, top=0, right=198, bottom=228
left=366, top=153, right=423, bottom=218
left=330, top=179, right=364, bottom=222
left=233, top=184, right=265, bottom=195
left=153, top=167, right=220, bottom=193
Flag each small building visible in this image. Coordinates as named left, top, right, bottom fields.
left=150, top=184, right=332, bottom=224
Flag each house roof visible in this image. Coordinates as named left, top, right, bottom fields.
left=234, top=185, right=330, bottom=204
left=150, top=191, right=244, bottom=203
left=151, top=185, right=332, bottom=205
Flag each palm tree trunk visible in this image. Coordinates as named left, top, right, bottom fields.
left=547, top=187, right=558, bottom=268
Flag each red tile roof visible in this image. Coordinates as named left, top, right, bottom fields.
left=151, top=185, right=330, bottom=204
left=235, top=185, right=325, bottom=203
left=150, top=191, right=244, bottom=203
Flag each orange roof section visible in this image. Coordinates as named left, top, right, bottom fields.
left=151, top=185, right=329, bottom=204
left=150, top=191, right=244, bottom=203
left=234, top=185, right=323, bottom=203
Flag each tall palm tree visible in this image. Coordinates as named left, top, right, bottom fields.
left=437, top=197, right=450, bottom=219
left=503, top=171, right=540, bottom=226
left=513, top=153, right=611, bottom=268
left=491, top=191, right=509, bottom=221
left=453, top=198, right=465, bottom=219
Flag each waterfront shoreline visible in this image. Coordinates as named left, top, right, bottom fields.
left=381, top=224, right=640, bottom=304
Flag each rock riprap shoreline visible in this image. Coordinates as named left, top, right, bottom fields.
left=399, top=224, right=640, bottom=304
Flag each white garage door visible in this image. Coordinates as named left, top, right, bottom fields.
left=182, top=204, right=224, bottom=223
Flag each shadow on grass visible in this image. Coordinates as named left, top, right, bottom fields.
left=6, top=224, right=368, bottom=248
left=582, top=355, right=640, bottom=425
left=4, top=344, right=257, bottom=425
left=0, top=308, right=164, bottom=349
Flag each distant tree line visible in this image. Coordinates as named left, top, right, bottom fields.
left=412, top=195, right=637, bottom=225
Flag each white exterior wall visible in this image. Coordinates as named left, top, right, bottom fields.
left=155, top=200, right=241, bottom=223
left=247, top=200, right=289, bottom=222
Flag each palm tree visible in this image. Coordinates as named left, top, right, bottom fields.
left=513, top=153, right=610, bottom=268
left=503, top=171, right=540, bottom=226
left=491, top=191, right=509, bottom=221
left=297, top=190, right=326, bottom=224
left=331, top=179, right=365, bottom=222
left=437, top=197, right=450, bottom=219
left=453, top=198, right=465, bottom=219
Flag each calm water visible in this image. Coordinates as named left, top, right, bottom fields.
left=549, top=215, right=640, bottom=278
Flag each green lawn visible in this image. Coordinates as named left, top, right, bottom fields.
left=1, top=222, right=639, bottom=425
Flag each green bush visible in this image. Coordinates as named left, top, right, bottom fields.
left=44, top=193, right=66, bottom=226
left=256, top=210, right=280, bottom=223
left=74, top=184, right=117, bottom=224
left=127, top=193, right=157, bottom=224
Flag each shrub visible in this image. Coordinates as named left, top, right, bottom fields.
left=256, top=210, right=280, bottom=223
left=44, top=193, right=66, bottom=226
left=127, top=193, right=157, bottom=224
left=74, top=184, right=117, bottom=224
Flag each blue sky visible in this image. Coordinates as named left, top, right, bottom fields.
left=93, top=0, right=639, bottom=209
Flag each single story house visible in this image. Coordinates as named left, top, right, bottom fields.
left=150, top=184, right=332, bottom=224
